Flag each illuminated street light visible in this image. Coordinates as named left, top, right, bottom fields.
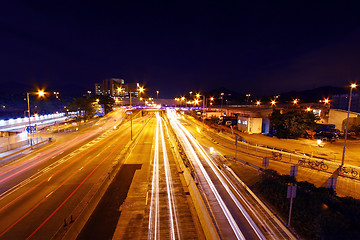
left=27, top=89, right=46, bottom=146
left=341, top=83, right=357, bottom=166
left=196, top=93, right=200, bottom=99
left=53, top=91, right=59, bottom=99
left=323, top=98, right=330, bottom=104
left=293, top=99, right=298, bottom=105
left=96, top=98, right=100, bottom=102
left=156, top=90, right=159, bottom=99
left=271, top=99, right=276, bottom=106
left=256, top=100, right=261, bottom=106
left=306, top=107, right=312, bottom=112
left=246, top=93, right=251, bottom=103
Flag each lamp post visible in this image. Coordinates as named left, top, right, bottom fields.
left=156, top=90, right=159, bottom=100
left=27, top=90, right=45, bottom=146
left=130, top=90, right=132, bottom=140
left=341, top=83, right=357, bottom=166
left=202, top=95, right=205, bottom=131
left=220, top=93, right=224, bottom=115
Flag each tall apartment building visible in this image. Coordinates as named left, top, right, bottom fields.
left=94, top=79, right=142, bottom=99
left=95, top=78, right=125, bottom=96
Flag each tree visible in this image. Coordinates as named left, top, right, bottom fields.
left=68, top=97, right=95, bottom=120
left=270, top=109, right=318, bottom=138
left=97, top=95, right=114, bottom=114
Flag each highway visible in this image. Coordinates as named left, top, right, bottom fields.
left=0, top=108, right=298, bottom=239
left=110, top=112, right=200, bottom=239
left=0, top=109, right=148, bottom=239
left=168, top=109, right=295, bottom=239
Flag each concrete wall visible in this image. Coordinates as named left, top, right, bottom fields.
left=237, top=116, right=263, bottom=133
left=328, top=109, right=359, bottom=130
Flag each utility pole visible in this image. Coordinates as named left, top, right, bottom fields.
left=341, top=83, right=357, bottom=166
left=202, top=95, right=205, bottom=131
left=27, top=92, right=32, bottom=146
left=130, top=90, right=132, bottom=141
left=287, top=183, right=297, bottom=227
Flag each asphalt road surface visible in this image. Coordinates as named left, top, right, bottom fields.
left=0, top=109, right=299, bottom=239
left=0, top=110, right=147, bottom=239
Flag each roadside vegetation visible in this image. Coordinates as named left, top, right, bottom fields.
left=255, top=169, right=360, bottom=239
left=270, top=110, right=318, bottom=138
left=68, top=95, right=114, bottom=120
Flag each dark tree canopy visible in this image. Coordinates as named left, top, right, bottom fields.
left=68, top=97, right=96, bottom=120
left=270, top=109, right=318, bottom=138
left=97, top=95, right=115, bottom=114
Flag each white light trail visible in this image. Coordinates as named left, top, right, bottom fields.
left=159, top=115, right=180, bottom=240
left=148, top=116, right=160, bottom=240
left=168, top=109, right=246, bottom=240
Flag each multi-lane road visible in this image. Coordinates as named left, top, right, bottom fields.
left=0, top=109, right=296, bottom=239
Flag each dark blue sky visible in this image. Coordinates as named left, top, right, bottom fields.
left=1, top=1, right=360, bottom=98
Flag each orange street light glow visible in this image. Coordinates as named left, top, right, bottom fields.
left=37, top=90, right=45, bottom=97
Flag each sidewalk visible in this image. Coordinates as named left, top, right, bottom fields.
left=0, top=139, right=51, bottom=166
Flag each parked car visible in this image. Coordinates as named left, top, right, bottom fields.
left=314, top=131, right=339, bottom=142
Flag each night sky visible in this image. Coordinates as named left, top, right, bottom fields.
left=1, top=1, right=360, bottom=98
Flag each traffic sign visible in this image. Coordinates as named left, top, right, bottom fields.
left=290, top=165, right=298, bottom=177
left=287, top=184, right=297, bottom=198
left=327, top=177, right=337, bottom=190
left=26, top=126, right=37, bottom=133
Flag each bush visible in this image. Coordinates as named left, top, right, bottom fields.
left=254, top=170, right=360, bottom=239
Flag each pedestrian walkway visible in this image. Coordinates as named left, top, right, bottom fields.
left=0, top=139, right=50, bottom=166
left=206, top=121, right=360, bottom=167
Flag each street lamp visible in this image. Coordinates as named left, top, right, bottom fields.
left=246, top=93, right=251, bottom=103
left=27, top=89, right=45, bottom=146
left=156, top=90, right=159, bottom=100
left=341, top=83, right=357, bottom=166
left=256, top=100, right=261, bottom=106
left=220, top=92, right=225, bottom=114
